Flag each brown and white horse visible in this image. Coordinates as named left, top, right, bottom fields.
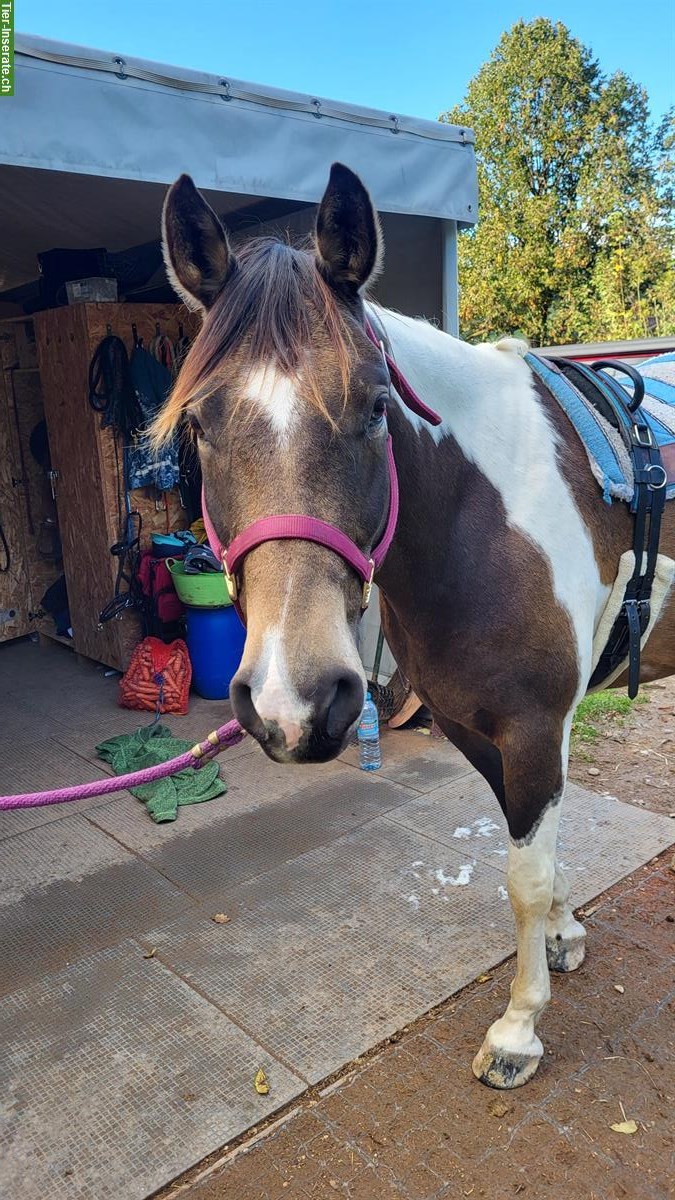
left=154, top=164, right=675, bottom=1089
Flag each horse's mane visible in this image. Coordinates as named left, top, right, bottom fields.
left=151, top=239, right=354, bottom=444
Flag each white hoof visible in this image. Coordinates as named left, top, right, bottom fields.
left=472, top=1032, right=543, bottom=1089
left=546, top=922, right=586, bottom=973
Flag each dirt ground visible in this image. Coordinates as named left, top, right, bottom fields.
left=159, top=690, right=675, bottom=1200
left=568, top=678, right=675, bottom=818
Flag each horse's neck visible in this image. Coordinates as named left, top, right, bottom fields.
left=370, top=306, right=535, bottom=469
left=373, top=307, right=608, bottom=644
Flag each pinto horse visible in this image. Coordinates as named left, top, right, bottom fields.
left=154, top=163, right=675, bottom=1089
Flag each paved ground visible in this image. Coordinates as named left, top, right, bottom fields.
left=0, top=638, right=673, bottom=1200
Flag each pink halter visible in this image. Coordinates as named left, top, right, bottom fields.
left=201, top=318, right=441, bottom=624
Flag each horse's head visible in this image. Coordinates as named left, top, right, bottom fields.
left=155, top=164, right=392, bottom=763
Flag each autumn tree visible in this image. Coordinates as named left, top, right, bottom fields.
left=442, top=20, right=675, bottom=345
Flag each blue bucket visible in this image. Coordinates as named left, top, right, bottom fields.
left=185, top=605, right=246, bottom=700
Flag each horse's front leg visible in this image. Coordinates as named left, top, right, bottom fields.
left=472, top=714, right=573, bottom=1089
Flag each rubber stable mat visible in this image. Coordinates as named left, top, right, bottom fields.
left=0, top=817, right=193, bottom=995
left=0, top=941, right=304, bottom=1200
left=145, top=818, right=515, bottom=1083
left=91, top=770, right=416, bottom=896
left=386, top=777, right=675, bottom=905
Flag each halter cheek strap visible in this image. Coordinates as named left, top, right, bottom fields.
left=363, top=319, right=442, bottom=428
left=201, top=317, right=441, bottom=626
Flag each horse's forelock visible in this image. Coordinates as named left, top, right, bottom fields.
left=151, top=239, right=354, bottom=445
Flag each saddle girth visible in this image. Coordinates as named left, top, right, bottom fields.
left=549, top=358, right=667, bottom=697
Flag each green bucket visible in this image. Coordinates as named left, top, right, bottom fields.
left=167, top=558, right=232, bottom=608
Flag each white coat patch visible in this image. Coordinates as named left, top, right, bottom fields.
left=368, top=305, right=611, bottom=682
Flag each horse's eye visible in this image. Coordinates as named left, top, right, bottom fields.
left=369, top=393, right=388, bottom=429
left=187, top=411, right=204, bottom=438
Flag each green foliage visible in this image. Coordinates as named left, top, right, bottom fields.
left=441, top=20, right=675, bottom=345
left=572, top=689, right=646, bottom=743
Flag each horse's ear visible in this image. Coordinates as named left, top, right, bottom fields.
left=162, top=174, right=235, bottom=312
left=315, top=163, right=382, bottom=293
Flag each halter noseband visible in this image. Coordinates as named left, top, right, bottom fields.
left=201, top=317, right=442, bottom=624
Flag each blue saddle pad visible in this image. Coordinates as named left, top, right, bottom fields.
left=525, top=351, right=675, bottom=505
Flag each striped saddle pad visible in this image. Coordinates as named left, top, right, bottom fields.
left=526, top=351, right=675, bottom=505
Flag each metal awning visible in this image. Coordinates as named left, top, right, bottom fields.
left=1, top=36, right=477, bottom=295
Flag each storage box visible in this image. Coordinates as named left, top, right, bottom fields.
left=65, top=277, right=118, bottom=304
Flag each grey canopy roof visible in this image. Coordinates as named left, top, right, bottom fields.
left=1, top=36, right=477, bottom=295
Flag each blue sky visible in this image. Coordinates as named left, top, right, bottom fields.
left=19, top=0, right=674, bottom=125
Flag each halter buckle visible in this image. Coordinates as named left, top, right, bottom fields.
left=224, top=564, right=238, bottom=603
left=362, top=560, right=376, bottom=609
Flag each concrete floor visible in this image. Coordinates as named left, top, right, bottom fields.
left=1, top=638, right=673, bottom=1200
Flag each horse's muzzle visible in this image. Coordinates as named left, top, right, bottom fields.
left=230, top=666, right=364, bottom=764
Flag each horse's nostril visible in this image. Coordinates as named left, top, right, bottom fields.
left=229, top=674, right=267, bottom=742
left=324, top=671, right=365, bottom=741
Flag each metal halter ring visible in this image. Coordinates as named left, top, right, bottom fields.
left=646, top=464, right=667, bottom=491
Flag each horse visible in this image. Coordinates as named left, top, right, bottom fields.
left=152, top=162, right=675, bottom=1089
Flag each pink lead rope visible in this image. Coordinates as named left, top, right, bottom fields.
left=0, top=720, right=245, bottom=811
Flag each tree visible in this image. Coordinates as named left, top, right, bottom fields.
left=442, top=20, right=675, bottom=345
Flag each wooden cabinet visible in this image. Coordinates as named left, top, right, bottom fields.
left=33, top=302, right=198, bottom=671
left=0, top=319, right=62, bottom=646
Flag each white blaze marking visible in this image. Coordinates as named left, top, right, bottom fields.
left=244, top=365, right=299, bottom=444
left=250, top=626, right=311, bottom=752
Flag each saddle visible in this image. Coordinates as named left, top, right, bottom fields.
left=526, top=352, right=672, bottom=697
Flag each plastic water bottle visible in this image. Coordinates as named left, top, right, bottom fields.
left=357, top=692, right=381, bottom=771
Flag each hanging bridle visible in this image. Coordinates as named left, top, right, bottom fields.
left=201, top=317, right=442, bottom=624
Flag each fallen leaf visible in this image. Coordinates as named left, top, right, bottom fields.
left=587, top=767, right=601, bottom=777
left=489, top=1098, right=509, bottom=1118
left=611, top=1119, right=638, bottom=1135
left=143, top=948, right=156, bottom=959
left=211, top=913, right=230, bottom=925
left=614, top=984, right=625, bottom=994
left=476, top=973, right=492, bottom=984
left=254, top=1068, right=270, bottom=1095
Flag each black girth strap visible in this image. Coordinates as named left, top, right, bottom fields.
left=556, top=359, right=667, bottom=697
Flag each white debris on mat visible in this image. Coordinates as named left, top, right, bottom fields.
left=435, top=863, right=475, bottom=887
left=474, top=816, right=500, bottom=836
left=498, top=885, right=509, bottom=900
left=453, top=817, right=500, bottom=840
